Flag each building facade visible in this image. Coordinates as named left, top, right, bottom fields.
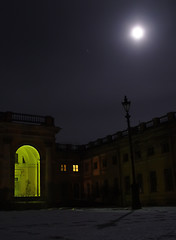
left=0, top=112, right=60, bottom=209
left=55, top=112, right=176, bottom=207
left=0, top=111, right=176, bottom=208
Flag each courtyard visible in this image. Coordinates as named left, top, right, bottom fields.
left=0, top=207, right=176, bottom=240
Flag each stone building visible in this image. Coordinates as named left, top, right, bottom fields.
left=0, top=111, right=60, bottom=209
left=0, top=111, right=176, bottom=209
left=55, top=112, right=176, bottom=207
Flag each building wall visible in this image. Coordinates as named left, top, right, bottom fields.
left=1, top=111, right=176, bottom=208
left=0, top=112, right=60, bottom=208
left=55, top=112, right=176, bottom=207
left=52, top=145, right=82, bottom=205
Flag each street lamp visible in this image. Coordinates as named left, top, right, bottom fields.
left=122, top=96, right=141, bottom=210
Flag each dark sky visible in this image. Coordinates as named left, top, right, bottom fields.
left=1, top=0, right=176, bottom=144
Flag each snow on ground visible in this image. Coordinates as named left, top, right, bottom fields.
left=0, top=207, right=176, bottom=240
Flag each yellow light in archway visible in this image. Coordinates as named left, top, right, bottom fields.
left=14, top=145, right=40, bottom=197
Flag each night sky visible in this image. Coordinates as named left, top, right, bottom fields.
left=1, top=0, right=176, bottom=144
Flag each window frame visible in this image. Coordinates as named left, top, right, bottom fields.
left=73, top=164, right=79, bottom=172
left=60, top=164, right=67, bottom=172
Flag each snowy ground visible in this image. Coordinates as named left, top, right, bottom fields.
left=0, top=207, right=176, bottom=240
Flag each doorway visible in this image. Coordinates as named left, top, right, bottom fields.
left=14, top=145, right=40, bottom=197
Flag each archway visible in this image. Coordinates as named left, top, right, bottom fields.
left=14, top=145, right=40, bottom=197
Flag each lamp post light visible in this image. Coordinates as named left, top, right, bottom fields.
left=122, top=96, right=141, bottom=210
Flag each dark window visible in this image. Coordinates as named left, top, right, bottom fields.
left=125, top=176, right=131, bottom=194
left=147, top=147, right=155, bottom=156
left=135, top=151, right=141, bottom=160
left=74, top=183, right=79, bottom=199
left=113, top=178, right=119, bottom=196
left=161, top=143, right=170, bottom=153
left=164, top=168, right=174, bottom=191
left=150, top=171, right=157, bottom=192
left=103, top=179, right=109, bottom=196
left=61, top=182, right=68, bottom=197
left=102, top=158, right=107, bottom=168
left=123, top=153, right=129, bottom=162
left=137, top=174, right=144, bottom=193
left=95, top=182, right=100, bottom=197
left=85, top=162, right=89, bottom=172
left=112, top=155, right=117, bottom=165
left=93, top=162, right=97, bottom=169
left=87, top=183, right=90, bottom=197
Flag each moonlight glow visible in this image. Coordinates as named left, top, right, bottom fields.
left=131, top=26, right=145, bottom=40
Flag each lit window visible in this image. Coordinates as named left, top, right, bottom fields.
left=73, top=164, right=79, bottom=172
left=61, top=164, right=67, bottom=172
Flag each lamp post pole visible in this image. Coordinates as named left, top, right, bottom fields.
left=122, top=96, right=141, bottom=210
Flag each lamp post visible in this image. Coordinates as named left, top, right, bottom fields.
left=122, top=96, right=141, bottom=210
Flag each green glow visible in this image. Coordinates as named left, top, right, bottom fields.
left=14, top=145, right=40, bottom=197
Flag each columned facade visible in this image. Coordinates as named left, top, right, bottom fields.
left=0, top=112, right=60, bottom=209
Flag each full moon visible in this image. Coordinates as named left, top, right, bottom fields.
left=130, top=26, right=145, bottom=40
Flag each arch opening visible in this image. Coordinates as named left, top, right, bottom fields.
left=14, top=145, right=40, bottom=197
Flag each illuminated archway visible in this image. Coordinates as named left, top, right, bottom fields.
left=14, top=145, right=40, bottom=197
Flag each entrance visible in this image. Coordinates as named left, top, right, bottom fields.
left=14, top=145, right=40, bottom=197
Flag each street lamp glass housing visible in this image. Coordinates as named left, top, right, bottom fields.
left=122, top=96, right=131, bottom=113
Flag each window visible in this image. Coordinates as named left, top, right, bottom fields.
left=123, top=153, right=129, bottom=162
left=84, top=162, right=89, bottom=172
left=87, top=183, right=90, bottom=197
left=95, top=181, right=100, bottom=197
left=112, top=155, right=117, bottom=165
left=125, top=176, right=131, bottom=194
left=61, top=182, right=68, bottom=197
left=137, top=174, right=144, bottom=193
left=103, top=179, right=109, bottom=196
left=135, top=151, right=141, bottom=161
left=102, top=158, right=107, bottom=168
left=93, top=162, right=97, bottom=169
left=161, top=143, right=170, bottom=153
left=61, top=164, right=67, bottom=172
left=113, top=178, right=119, bottom=196
left=147, top=147, right=155, bottom=156
left=73, top=164, right=79, bottom=172
left=74, top=183, right=79, bottom=198
left=164, top=168, right=174, bottom=191
left=150, top=171, right=157, bottom=192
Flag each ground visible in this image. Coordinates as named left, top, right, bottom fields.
left=0, top=207, right=176, bottom=239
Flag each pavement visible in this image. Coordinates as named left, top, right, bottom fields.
left=0, top=207, right=176, bottom=239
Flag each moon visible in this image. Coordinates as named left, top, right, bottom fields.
left=130, top=26, right=145, bottom=40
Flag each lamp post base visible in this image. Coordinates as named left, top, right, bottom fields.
left=131, top=183, right=141, bottom=210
